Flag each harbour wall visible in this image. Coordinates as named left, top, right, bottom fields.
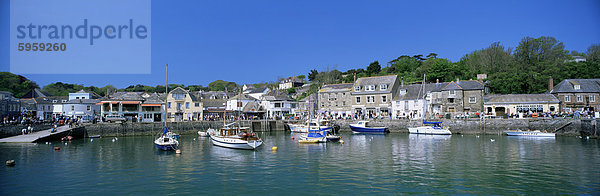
left=7, top=118, right=591, bottom=138
left=0, top=124, right=54, bottom=139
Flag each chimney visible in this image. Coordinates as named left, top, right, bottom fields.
left=353, top=73, right=357, bottom=83
left=436, top=79, right=439, bottom=83
left=548, top=76, right=554, bottom=92
left=456, top=78, right=460, bottom=83
left=401, top=77, right=404, bottom=86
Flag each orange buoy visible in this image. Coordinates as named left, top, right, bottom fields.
left=54, top=147, right=61, bottom=150
left=291, top=137, right=294, bottom=140
left=176, top=149, right=181, bottom=154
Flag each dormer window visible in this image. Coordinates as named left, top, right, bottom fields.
left=53, top=100, right=58, bottom=103
left=449, top=90, right=455, bottom=95
left=574, top=85, right=580, bottom=90
left=365, top=85, right=375, bottom=91
left=354, top=86, right=361, bottom=92
left=400, top=89, right=407, bottom=95
left=380, top=84, right=388, bottom=91
left=62, top=100, right=67, bottom=103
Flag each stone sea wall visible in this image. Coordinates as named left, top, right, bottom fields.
left=332, top=118, right=588, bottom=136
left=46, top=118, right=600, bottom=138
left=0, top=124, right=54, bottom=139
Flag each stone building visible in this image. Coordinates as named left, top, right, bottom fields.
left=0, top=91, right=21, bottom=122
left=428, top=80, right=485, bottom=117
left=483, top=94, right=560, bottom=117
left=549, top=78, right=600, bottom=113
left=351, top=75, right=400, bottom=118
left=318, top=83, right=353, bottom=118
left=98, top=92, right=164, bottom=122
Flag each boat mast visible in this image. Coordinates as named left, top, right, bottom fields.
left=224, top=87, right=227, bottom=127
left=237, top=87, right=241, bottom=131
left=422, top=74, right=426, bottom=119
left=165, top=64, right=168, bottom=127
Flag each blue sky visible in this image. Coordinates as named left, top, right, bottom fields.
left=1, top=0, right=599, bottom=88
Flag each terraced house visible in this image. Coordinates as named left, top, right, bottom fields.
left=98, top=92, right=164, bottom=122
left=549, top=78, right=600, bottom=113
left=351, top=75, right=400, bottom=118
left=318, top=83, right=353, bottom=118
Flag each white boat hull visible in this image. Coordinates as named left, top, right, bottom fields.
left=504, top=131, right=555, bottom=137
left=409, top=126, right=452, bottom=135
left=210, top=136, right=263, bottom=150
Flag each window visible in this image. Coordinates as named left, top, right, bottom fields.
left=291, top=103, right=297, bottom=108
left=367, top=96, right=375, bottom=103
left=404, top=101, right=409, bottom=110
left=448, top=98, right=454, bottom=103
left=274, top=103, right=282, bottom=108
left=400, top=89, right=406, bottom=95
left=354, top=86, right=361, bottom=92
left=380, top=84, right=388, bottom=90
left=195, top=103, right=200, bottom=107
left=550, top=106, right=555, bottom=112
left=565, top=95, right=570, bottom=102
left=173, top=93, right=185, bottom=100
left=342, top=101, right=346, bottom=106
left=576, top=95, right=583, bottom=102
left=177, top=103, right=182, bottom=110
left=469, top=97, right=476, bottom=103
left=186, top=102, right=190, bottom=109
left=366, top=85, right=375, bottom=91
left=449, top=90, right=455, bottom=95
left=168, top=102, right=171, bottom=108
left=382, top=95, right=387, bottom=102
left=87, top=106, right=91, bottom=111
left=71, top=106, right=74, bottom=111
left=62, top=100, right=67, bottom=103
left=342, top=93, right=346, bottom=97
left=356, top=97, right=361, bottom=103
left=574, top=85, right=580, bottom=90
left=590, top=95, right=595, bottom=102
left=53, top=100, right=57, bottom=103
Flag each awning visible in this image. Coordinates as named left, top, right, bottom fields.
left=96, top=101, right=118, bottom=105
left=142, top=104, right=161, bottom=106
left=121, top=101, right=141, bottom=104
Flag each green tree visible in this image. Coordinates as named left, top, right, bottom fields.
left=366, top=61, right=381, bottom=76
left=425, top=58, right=454, bottom=82
left=0, top=72, right=40, bottom=98
left=297, top=75, right=306, bottom=80
left=308, top=69, right=319, bottom=81
left=208, top=80, right=238, bottom=91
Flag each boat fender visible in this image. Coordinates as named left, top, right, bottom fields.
left=252, top=133, right=255, bottom=136
left=54, top=147, right=61, bottom=151
left=272, top=146, right=278, bottom=151
left=340, top=140, right=344, bottom=144
left=6, top=160, right=16, bottom=166
left=176, top=149, right=181, bottom=154
left=291, top=137, right=294, bottom=140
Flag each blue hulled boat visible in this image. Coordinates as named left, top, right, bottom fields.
left=154, top=127, right=179, bottom=151
left=349, top=121, right=389, bottom=133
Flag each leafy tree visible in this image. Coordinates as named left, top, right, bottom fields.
left=297, top=75, right=306, bottom=80
left=308, top=69, right=319, bottom=81
left=426, top=53, right=438, bottom=59
left=366, top=61, right=381, bottom=76
left=425, top=58, right=454, bottom=83
left=0, top=72, right=40, bottom=98
left=208, top=80, right=238, bottom=91
left=587, top=44, right=600, bottom=62
left=287, top=87, right=296, bottom=94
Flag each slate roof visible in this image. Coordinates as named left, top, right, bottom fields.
left=202, top=99, right=226, bottom=108
left=484, top=94, right=559, bottom=104
left=393, top=84, right=424, bottom=100
left=109, top=92, right=145, bottom=101
left=230, top=94, right=257, bottom=100
left=248, top=87, right=268, bottom=94
left=319, top=83, right=353, bottom=93
left=442, top=80, right=485, bottom=91
left=550, top=79, right=600, bottom=93
left=353, top=75, right=397, bottom=94
left=33, top=96, right=69, bottom=104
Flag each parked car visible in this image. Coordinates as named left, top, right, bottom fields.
left=104, top=115, right=126, bottom=123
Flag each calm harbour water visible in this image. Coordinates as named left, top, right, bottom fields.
left=1, top=131, right=599, bottom=195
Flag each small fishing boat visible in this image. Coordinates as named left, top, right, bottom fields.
left=209, top=126, right=263, bottom=150
left=155, top=127, right=179, bottom=151
left=299, top=130, right=327, bottom=143
left=298, top=139, right=321, bottom=143
left=504, top=130, right=555, bottom=137
left=349, top=121, right=389, bottom=133
left=289, top=119, right=333, bottom=133
left=87, top=135, right=102, bottom=138
left=326, top=135, right=342, bottom=142
left=408, top=120, right=451, bottom=135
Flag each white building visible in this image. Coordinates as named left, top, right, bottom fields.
left=261, top=95, right=297, bottom=119
left=226, top=94, right=259, bottom=111
left=392, top=83, right=427, bottom=119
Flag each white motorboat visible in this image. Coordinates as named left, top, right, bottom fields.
left=198, top=129, right=211, bottom=137
left=504, top=130, right=555, bottom=137
left=288, top=119, right=333, bottom=133
left=408, top=120, right=452, bottom=135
